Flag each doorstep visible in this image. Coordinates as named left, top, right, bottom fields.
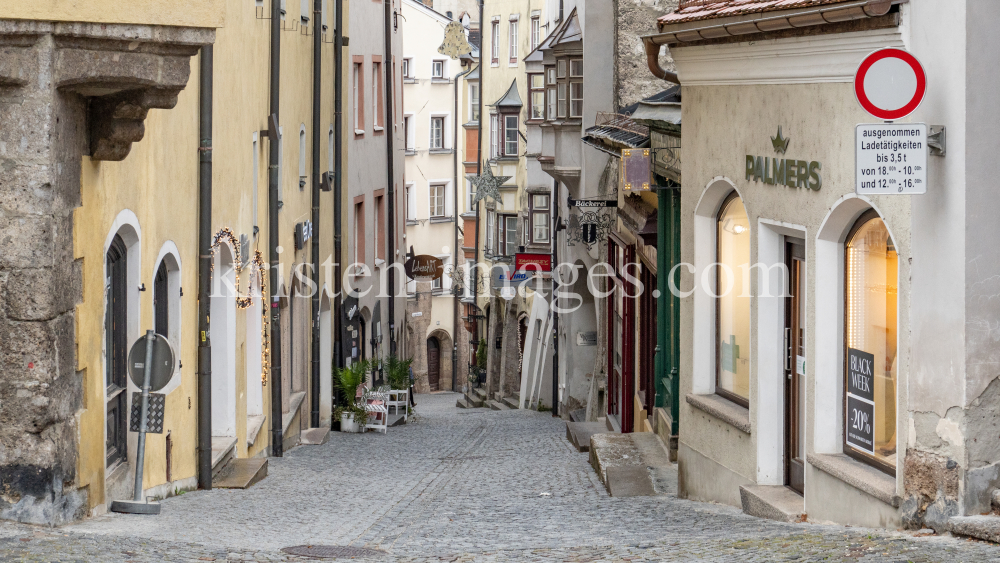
left=740, top=485, right=805, bottom=523
left=949, top=515, right=1000, bottom=543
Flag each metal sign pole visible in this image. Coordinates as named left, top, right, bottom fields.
left=133, top=330, right=155, bottom=501
left=111, top=329, right=163, bottom=514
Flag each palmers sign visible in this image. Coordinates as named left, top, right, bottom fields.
left=745, top=127, right=822, bottom=191
left=404, top=255, right=444, bottom=282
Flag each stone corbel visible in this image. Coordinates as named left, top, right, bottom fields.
left=88, top=87, right=183, bottom=161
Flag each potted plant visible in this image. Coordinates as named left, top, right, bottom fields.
left=334, top=359, right=370, bottom=432
left=385, top=354, right=414, bottom=392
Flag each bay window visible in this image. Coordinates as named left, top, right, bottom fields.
left=531, top=194, right=550, bottom=243
left=504, top=114, right=518, bottom=156
left=545, top=66, right=556, bottom=120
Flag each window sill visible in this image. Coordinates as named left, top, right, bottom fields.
left=429, top=148, right=454, bottom=155
left=431, top=78, right=450, bottom=84
left=354, top=129, right=365, bottom=137
left=374, top=258, right=385, bottom=267
left=808, top=453, right=899, bottom=507
left=508, top=62, right=519, bottom=68
left=494, top=156, right=519, bottom=163
left=430, top=216, right=454, bottom=224
left=374, top=126, right=384, bottom=133
left=406, top=220, right=419, bottom=226
left=491, top=62, right=499, bottom=68
left=685, top=393, right=750, bottom=434
left=463, top=121, right=479, bottom=129
left=405, top=150, right=416, bottom=156
left=403, top=78, right=417, bottom=83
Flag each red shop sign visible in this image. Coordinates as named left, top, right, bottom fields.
left=514, top=253, right=552, bottom=273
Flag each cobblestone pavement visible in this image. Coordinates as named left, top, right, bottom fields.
left=2, top=392, right=999, bottom=561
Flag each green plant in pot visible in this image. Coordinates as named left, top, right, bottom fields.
left=334, top=358, right=370, bottom=432
left=384, top=354, right=414, bottom=391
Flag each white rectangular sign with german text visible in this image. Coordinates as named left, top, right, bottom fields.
left=856, top=123, right=927, bottom=195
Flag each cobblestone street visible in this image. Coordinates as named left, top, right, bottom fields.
left=1, top=393, right=998, bottom=562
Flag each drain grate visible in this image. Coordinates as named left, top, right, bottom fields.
left=281, top=545, right=388, bottom=559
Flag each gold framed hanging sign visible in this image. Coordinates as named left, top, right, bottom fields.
left=621, top=148, right=651, bottom=191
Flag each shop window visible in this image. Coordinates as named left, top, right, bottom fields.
left=716, top=192, right=750, bottom=406
left=844, top=210, right=897, bottom=472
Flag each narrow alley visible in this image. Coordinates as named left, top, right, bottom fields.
left=0, top=394, right=996, bottom=562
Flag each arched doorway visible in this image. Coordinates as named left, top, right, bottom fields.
left=427, top=337, right=440, bottom=391
left=211, top=241, right=237, bottom=438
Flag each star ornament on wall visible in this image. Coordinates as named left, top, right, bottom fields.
left=468, top=163, right=510, bottom=206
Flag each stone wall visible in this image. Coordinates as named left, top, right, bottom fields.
left=613, top=0, right=678, bottom=109
left=0, top=20, right=209, bottom=525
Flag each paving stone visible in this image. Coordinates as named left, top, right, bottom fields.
left=0, top=392, right=997, bottom=561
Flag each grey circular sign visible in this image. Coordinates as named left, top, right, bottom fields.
left=127, top=334, right=176, bottom=392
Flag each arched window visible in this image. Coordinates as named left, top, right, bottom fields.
left=105, top=234, right=129, bottom=468
left=844, top=210, right=897, bottom=472
left=716, top=191, right=750, bottom=406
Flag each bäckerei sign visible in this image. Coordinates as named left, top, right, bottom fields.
left=745, top=127, right=822, bottom=191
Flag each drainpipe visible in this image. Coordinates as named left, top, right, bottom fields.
left=196, top=45, right=213, bottom=490
left=551, top=179, right=559, bottom=418
left=310, top=0, right=322, bottom=429
left=453, top=63, right=473, bottom=392
left=643, top=40, right=679, bottom=85
left=384, top=0, right=397, bottom=357
left=268, top=0, right=285, bottom=457
left=472, top=0, right=483, bottom=354
left=333, top=0, right=344, bottom=382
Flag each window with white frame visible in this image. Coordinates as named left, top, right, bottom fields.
left=494, top=215, right=517, bottom=256
left=406, top=184, right=416, bottom=221
left=505, top=216, right=518, bottom=254
left=557, top=59, right=567, bottom=118
left=402, top=57, right=412, bottom=78
left=529, top=74, right=544, bottom=120
left=508, top=18, right=518, bottom=63
left=569, top=58, right=583, bottom=118
left=545, top=66, right=556, bottom=120
left=491, top=20, right=499, bottom=64
left=466, top=178, right=474, bottom=213
left=432, top=60, right=444, bottom=79
left=300, top=0, right=309, bottom=23
left=404, top=115, right=414, bottom=152
left=353, top=62, right=362, bottom=133
left=430, top=116, right=445, bottom=149
left=531, top=16, right=540, bottom=49
left=429, top=184, right=446, bottom=217
left=489, top=113, right=499, bottom=158
left=504, top=114, right=518, bottom=156
left=486, top=211, right=495, bottom=253
left=298, top=124, right=306, bottom=189
left=372, top=62, right=382, bottom=129
left=531, top=194, right=550, bottom=243
left=469, top=83, right=480, bottom=122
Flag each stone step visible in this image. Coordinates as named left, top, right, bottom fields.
left=472, top=387, right=488, bottom=401
left=589, top=431, right=677, bottom=497
left=565, top=421, right=607, bottom=453
left=214, top=458, right=268, bottom=489
left=300, top=427, right=330, bottom=445
left=456, top=398, right=472, bottom=409
left=740, top=485, right=805, bottom=523
left=210, top=436, right=238, bottom=481
left=950, top=516, right=1000, bottom=543
left=464, top=392, right=485, bottom=408
left=489, top=400, right=510, bottom=411
left=501, top=395, right=520, bottom=409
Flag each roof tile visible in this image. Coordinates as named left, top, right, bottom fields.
left=659, top=0, right=857, bottom=25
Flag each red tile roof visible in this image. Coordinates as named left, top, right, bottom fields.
left=659, top=0, right=860, bottom=25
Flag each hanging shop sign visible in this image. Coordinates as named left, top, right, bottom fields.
left=855, top=48, right=926, bottom=121
left=745, top=127, right=822, bottom=191
left=491, top=264, right=531, bottom=289
left=514, top=253, right=552, bottom=273
left=845, top=347, right=876, bottom=455
left=621, top=148, right=651, bottom=191
left=404, top=255, right=444, bottom=281
left=294, top=220, right=313, bottom=250
left=856, top=123, right=927, bottom=195
left=569, top=198, right=617, bottom=208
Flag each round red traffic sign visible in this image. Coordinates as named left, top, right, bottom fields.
left=854, top=48, right=926, bottom=120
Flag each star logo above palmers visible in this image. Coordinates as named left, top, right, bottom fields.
left=468, top=162, right=510, bottom=206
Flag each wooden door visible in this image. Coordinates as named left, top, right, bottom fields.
left=784, top=240, right=806, bottom=494
left=427, top=337, right=440, bottom=391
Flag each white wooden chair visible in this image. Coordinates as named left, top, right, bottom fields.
left=388, top=387, right=408, bottom=422
left=362, top=386, right=388, bottom=433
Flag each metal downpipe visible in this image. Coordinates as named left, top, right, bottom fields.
left=333, top=0, right=344, bottom=382
left=268, top=0, right=284, bottom=457
left=310, top=0, right=323, bottom=429
left=196, top=45, right=213, bottom=490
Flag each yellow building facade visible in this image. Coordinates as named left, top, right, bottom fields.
left=0, top=0, right=353, bottom=523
